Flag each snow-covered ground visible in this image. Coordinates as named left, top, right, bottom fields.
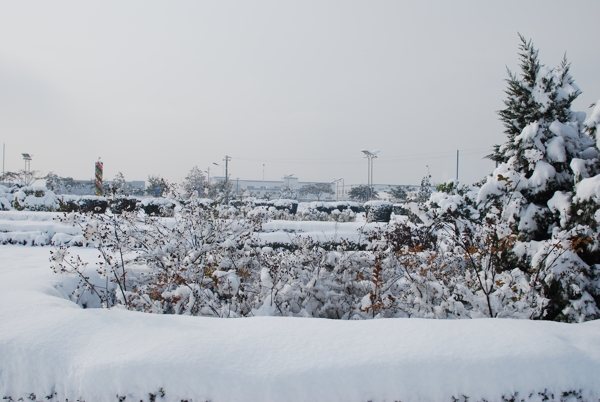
left=1, top=244, right=600, bottom=401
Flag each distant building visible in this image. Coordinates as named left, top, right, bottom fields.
left=0, top=179, right=147, bottom=196
left=212, top=176, right=419, bottom=202
left=61, top=180, right=146, bottom=196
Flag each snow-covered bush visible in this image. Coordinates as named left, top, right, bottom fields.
left=76, top=196, right=108, bottom=214
left=51, top=200, right=265, bottom=316
left=364, top=200, right=392, bottom=222
left=109, top=196, right=140, bottom=214
left=12, top=186, right=59, bottom=212
left=296, top=206, right=357, bottom=222
left=0, top=185, right=11, bottom=211
left=140, top=197, right=175, bottom=216
left=57, top=194, right=80, bottom=212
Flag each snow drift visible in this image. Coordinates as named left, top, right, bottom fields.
left=1, top=246, right=599, bottom=402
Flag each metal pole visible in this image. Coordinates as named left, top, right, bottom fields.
left=2, top=143, right=4, bottom=176
left=367, top=157, right=371, bottom=187
left=371, top=158, right=373, bottom=191
left=224, top=155, right=231, bottom=183
left=456, top=150, right=459, bottom=182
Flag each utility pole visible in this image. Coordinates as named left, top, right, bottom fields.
left=456, top=150, right=460, bottom=182
left=2, top=143, right=5, bottom=176
left=224, top=155, right=231, bottom=183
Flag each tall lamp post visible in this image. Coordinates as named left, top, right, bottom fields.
left=361, top=150, right=379, bottom=199
left=22, top=153, right=32, bottom=172
left=223, top=155, right=231, bottom=183
left=22, top=153, right=32, bottom=186
left=333, top=178, right=344, bottom=201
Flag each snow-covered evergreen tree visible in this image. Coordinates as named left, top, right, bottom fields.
left=474, top=36, right=600, bottom=321
left=482, top=35, right=598, bottom=241
left=415, top=175, right=432, bottom=204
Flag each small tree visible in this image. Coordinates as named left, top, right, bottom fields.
left=298, top=183, right=334, bottom=201
left=415, top=175, right=432, bottom=204
left=387, top=185, right=407, bottom=202
left=146, top=175, right=168, bottom=197
left=45, top=172, right=86, bottom=195
left=106, top=172, right=129, bottom=196
left=1, top=170, right=42, bottom=186
left=207, top=180, right=233, bottom=203
left=278, top=186, right=297, bottom=200
left=348, top=185, right=377, bottom=202
left=182, top=166, right=207, bottom=198
left=0, top=171, right=19, bottom=186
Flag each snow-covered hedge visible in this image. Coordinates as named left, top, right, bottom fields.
left=364, top=200, right=392, bottom=222
left=0, top=211, right=83, bottom=246
left=12, top=186, right=59, bottom=212
left=140, top=197, right=175, bottom=216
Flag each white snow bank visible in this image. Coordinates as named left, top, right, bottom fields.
left=364, top=200, right=392, bottom=207
left=0, top=211, right=82, bottom=245
left=258, top=220, right=379, bottom=244
left=1, top=246, right=599, bottom=401
left=0, top=211, right=63, bottom=221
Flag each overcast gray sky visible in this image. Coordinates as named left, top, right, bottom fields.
left=1, top=1, right=599, bottom=187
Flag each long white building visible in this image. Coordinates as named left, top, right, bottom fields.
left=211, top=176, right=419, bottom=202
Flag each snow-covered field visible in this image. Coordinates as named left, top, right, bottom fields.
left=1, top=241, right=600, bottom=401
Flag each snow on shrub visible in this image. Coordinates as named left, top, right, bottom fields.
left=109, top=196, right=140, bottom=214
left=364, top=200, right=393, bottom=222
left=140, top=197, right=175, bottom=216
left=0, top=185, right=11, bottom=211
left=76, top=196, right=108, bottom=214
left=12, top=186, right=59, bottom=212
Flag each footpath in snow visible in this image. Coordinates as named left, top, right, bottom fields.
left=1, top=245, right=599, bottom=402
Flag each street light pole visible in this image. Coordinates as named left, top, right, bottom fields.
left=224, top=155, right=231, bottom=183
left=333, top=178, right=343, bottom=202
left=22, top=153, right=32, bottom=186
left=361, top=150, right=379, bottom=199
